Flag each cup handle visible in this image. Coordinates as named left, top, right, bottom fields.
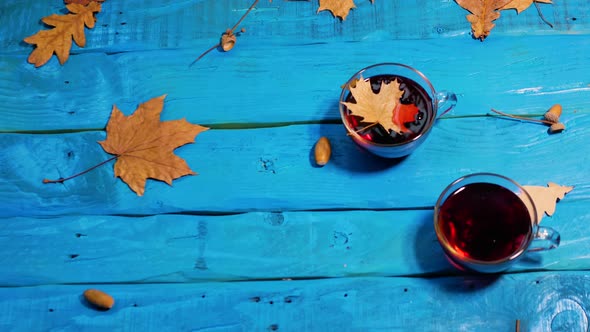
left=436, top=90, right=457, bottom=118
left=528, top=226, right=560, bottom=252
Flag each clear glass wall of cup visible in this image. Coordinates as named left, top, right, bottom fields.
left=434, top=173, right=561, bottom=273
left=339, top=63, right=457, bottom=158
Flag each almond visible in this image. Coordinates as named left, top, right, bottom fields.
left=314, top=137, right=331, bottom=166
left=83, top=289, right=115, bottom=310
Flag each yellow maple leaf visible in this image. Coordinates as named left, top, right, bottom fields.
left=341, top=77, right=406, bottom=134
left=98, top=95, right=209, bottom=196
left=523, top=182, right=574, bottom=222
left=318, top=0, right=356, bottom=20
left=455, top=0, right=512, bottom=40
left=23, top=2, right=101, bottom=67
left=500, top=0, right=552, bottom=13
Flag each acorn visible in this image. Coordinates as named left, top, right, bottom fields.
left=549, top=122, right=566, bottom=134
left=220, top=30, right=236, bottom=52
left=543, top=104, right=562, bottom=123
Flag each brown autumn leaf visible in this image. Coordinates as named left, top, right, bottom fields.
left=98, top=95, right=209, bottom=196
left=341, top=77, right=419, bottom=135
left=318, top=0, right=356, bottom=20
left=455, top=0, right=512, bottom=40
left=523, top=182, right=573, bottom=223
left=500, top=0, right=552, bottom=13
left=23, top=2, right=101, bottom=67
left=65, top=0, right=105, bottom=5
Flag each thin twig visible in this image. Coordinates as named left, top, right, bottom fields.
left=490, top=109, right=554, bottom=125
left=191, top=0, right=259, bottom=66
left=515, top=319, right=520, bottom=332
left=190, top=43, right=220, bottom=67
left=231, top=0, right=259, bottom=32
left=534, top=1, right=554, bottom=28
left=43, top=155, right=118, bottom=184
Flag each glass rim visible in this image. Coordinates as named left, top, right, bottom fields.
left=339, top=62, right=438, bottom=148
left=433, top=172, right=539, bottom=266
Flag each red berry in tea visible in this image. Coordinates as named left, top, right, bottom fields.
left=437, top=183, right=531, bottom=262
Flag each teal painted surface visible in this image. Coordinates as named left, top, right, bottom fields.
left=1, top=272, right=589, bottom=331
left=1, top=0, right=589, bottom=330
left=1, top=118, right=587, bottom=217
left=2, top=36, right=590, bottom=131
left=0, top=205, right=588, bottom=286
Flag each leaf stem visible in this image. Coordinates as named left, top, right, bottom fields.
left=43, top=155, right=118, bottom=184
left=190, top=43, right=220, bottom=67
left=489, top=109, right=553, bottom=125
left=534, top=1, right=554, bottom=28
left=347, top=122, right=379, bottom=136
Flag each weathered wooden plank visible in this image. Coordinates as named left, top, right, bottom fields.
left=0, top=203, right=586, bottom=286
left=0, top=272, right=589, bottom=331
left=0, top=115, right=587, bottom=217
left=2, top=35, right=589, bottom=131
left=2, top=0, right=584, bottom=54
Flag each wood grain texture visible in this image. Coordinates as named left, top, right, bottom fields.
left=2, top=35, right=589, bottom=131
left=0, top=204, right=587, bottom=286
left=0, top=272, right=589, bottom=331
left=1, top=115, right=586, bottom=217
left=2, top=0, right=584, bottom=54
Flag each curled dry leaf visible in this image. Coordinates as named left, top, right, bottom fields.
left=317, top=0, right=356, bottom=20
left=455, top=0, right=512, bottom=40
left=23, top=2, right=101, bottom=67
left=523, top=182, right=573, bottom=223
left=500, top=0, right=552, bottom=14
left=98, top=95, right=209, bottom=196
left=544, top=104, right=562, bottom=123
left=221, top=30, right=237, bottom=52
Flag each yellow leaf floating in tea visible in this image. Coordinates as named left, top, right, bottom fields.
left=523, top=182, right=574, bottom=223
left=341, top=77, right=407, bottom=135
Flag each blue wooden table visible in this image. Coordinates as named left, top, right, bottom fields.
left=1, top=0, right=589, bottom=331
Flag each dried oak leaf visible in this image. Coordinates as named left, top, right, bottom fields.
left=455, top=0, right=512, bottom=40
left=523, top=182, right=574, bottom=222
left=64, top=0, right=105, bottom=5
left=98, top=95, right=209, bottom=196
left=318, top=0, right=356, bottom=20
left=23, top=2, right=101, bottom=67
left=500, top=0, right=552, bottom=13
left=341, top=77, right=419, bottom=135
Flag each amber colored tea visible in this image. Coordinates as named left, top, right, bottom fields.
left=437, top=183, right=531, bottom=262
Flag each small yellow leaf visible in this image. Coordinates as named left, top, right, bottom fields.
left=23, top=2, right=101, bottom=67
left=317, top=0, right=356, bottom=20
left=523, top=182, right=574, bottom=223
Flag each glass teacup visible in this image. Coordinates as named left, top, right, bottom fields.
left=339, top=63, right=456, bottom=158
left=434, top=173, right=561, bottom=273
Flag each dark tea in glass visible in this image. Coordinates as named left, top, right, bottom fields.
left=437, top=182, right=531, bottom=262
left=434, top=173, right=561, bottom=273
